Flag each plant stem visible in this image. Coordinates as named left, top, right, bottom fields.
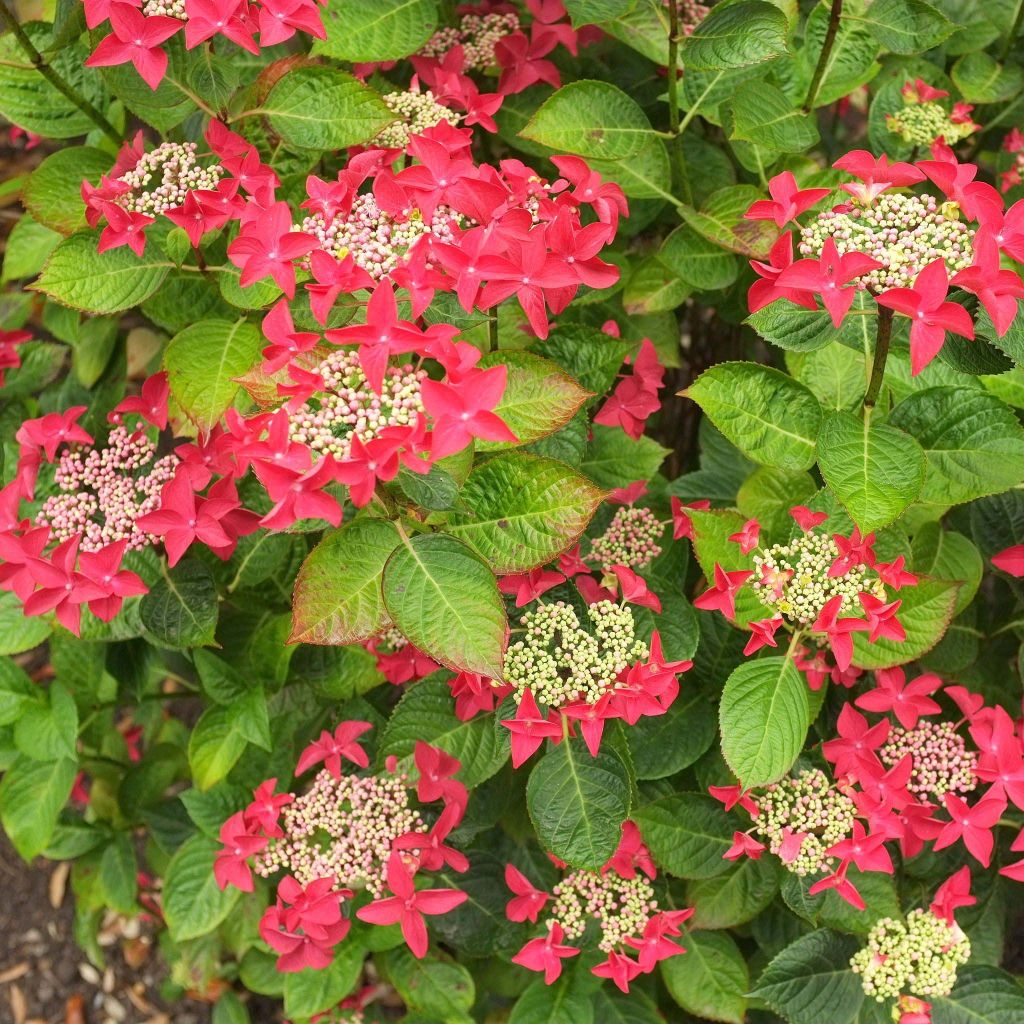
left=488, top=312, right=498, bottom=352
left=1003, top=0, right=1024, bottom=61
left=803, top=0, right=843, bottom=113
left=666, top=0, right=693, bottom=206
left=0, top=6, right=121, bottom=146
left=863, top=306, right=893, bottom=412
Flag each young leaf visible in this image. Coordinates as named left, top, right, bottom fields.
left=290, top=519, right=400, bottom=645
left=680, top=1, right=789, bottom=71
left=382, top=533, right=508, bottom=678
left=0, top=755, right=77, bottom=860
left=163, top=834, right=241, bottom=941
left=816, top=411, right=926, bottom=533
left=140, top=560, right=219, bottom=649
left=719, top=657, right=809, bottom=788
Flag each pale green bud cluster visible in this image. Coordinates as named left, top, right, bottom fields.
left=550, top=869, right=657, bottom=953
left=798, top=192, right=974, bottom=292
left=373, top=89, right=461, bottom=150
left=288, top=349, right=426, bottom=460
left=117, top=141, right=224, bottom=216
left=753, top=768, right=857, bottom=876
left=504, top=600, right=648, bottom=708
left=851, top=910, right=971, bottom=1001
left=886, top=103, right=976, bottom=147
left=142, top=0, right=186, bottom=17
left=878, top=721, right=978, bottom=801
left=751, top=531, right=886, bottom=626
left=590, top=506, right=663, bottom=570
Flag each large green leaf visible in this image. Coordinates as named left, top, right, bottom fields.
left=852, top=0, right=955, bottom=53
left=188, top=705, right=250, bottom=790
left=680, top=1, right=790, bottom=71
left=688, top=856, right=783, bottom=930
left=163, top=834, right=241, bottom=941
left=563, top=0, right=636, bottom=26
left=283, top=945, right=364, bottom=1019
left=521, top=80, right=657, bottom=160
left=526, top=737, right=631, bottom=869
left=751, top=930, right=864, bottom=1024
left=140, top=560, right=220, bottom=649
left=290, top=519, right=400, bottom=644
left=730, top=81, right=820, bottom=152
left=633, top=793, right=734, bottom=879
left=164, top=318, right=263, bottom=433
left=315, top=0, right=438, bottom=61
left=381, top=947, right=475, bottom=1024
left=382, top=533, right=507, bottom=678
left=264, top=67, right=394, bottom=150
left=720, top=657, right=809, bottom=788
left=447, top=452, right=604, bottom=572
left=816, top=411, right=926, bottom=533
left=581, top=424, right=670, bottom=489
left=33, top=230, right=171, bottom=314
left=888, top=387, right=1024, bottom=506
left=932, top=966, right=1024, bottom=1024
left=0, top=755, right=77, bottom=860
left=662, top=930, right=748, bottom=1024
left=659, top=224, right=739, bottom=291
left=24, top=147, right=111, bottom=236
left=686, top=362, right=823, bottom=471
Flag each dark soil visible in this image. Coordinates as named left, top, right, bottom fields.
left=0, top=834, right=210, bottom=1024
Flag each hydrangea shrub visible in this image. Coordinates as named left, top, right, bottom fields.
left=4, top=1, right=1024, bottom=1022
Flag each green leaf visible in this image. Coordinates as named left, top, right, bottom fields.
left=801, top=3, right=881, bottom=106
left=0, top=659, right=41, bottom=727
left=687, top=855, right=783, bottom=929
left=751, top=930, right=864, bottom=1024
left=0, top=29, right=102, bottom=138
left=397, top=464, right=461, bottom=511
left=99, top=833, right=138, bottom=914
left=447, top=452, right=604, bottom=573
left=746, top=303, right=835, bottom=352
left=627, top=691, right=716, bottom=780
left=541, top=324, right=630, bottom=399
left=632, top=793, right=734, bottom=879
left=140, top=560, right=219, bottom=649
left=290, top=519, right=400, bottom=645
left=188, top=704, right=250, bottom=790
left=0, top=590, right=52, bottom=654
left=526, top=737, right=631, bottom=869
left=283, top=945, right=363, bottom=1019
left=32, top=230, right=170, bottom=314
left=521, top=80, right=657, bottom=160
left=730, top=81, right=820, bottom=152
left=851, top=576, right=959, bottom=669
left=782, top=869, right=900, bottom=936
left=478, top=350, right=592, bottom=450
left=661, top=929, right=748, bottom=1024
left=264, top=66, right=395, bottom=150
left=911, top=524, right=983, bottom=615
left=888, top=387, right=1024, bottom=506
left=593, top=987, right=660, bottom=1024
left=382, top=533, right=507, bottom=678
left=0, top=755, right=77, bottom=860
left=581, top=424, right=670, bottom=489
left=853, top=0, right=955, bottom=53
left=680, top=0, right=790, bottom=71
left=24, top=147, right=111, bottom=236
left=659, top=224, right=739, bottom=291
left=314, top=0, right=438, bottom=61
left=563, top=0, right=636, bottom=26
left=164, top=318, right=262, bottom=433
left=720, top=657, right=809, bottom=788
left=622, top=256, right=691, bottom=314
left=951, top=52, right=1024, bottom=103
left=511, top=973, right=595, bottom=1024
left=382, top=947, right=475, bottom=1024
left=163, top=834, right=241, bottom=941
left=816, top=411, right=926, bottom=533
left=101, top=35, right=196, bottom=132
left=379, top=675, right=507, bottom=788
left=686, top=362, right=823, bottom=471
left=931, top=965, right=1024, bottom=1024
left=680, top=184, right=776, bottom=260
left=687, top=508, right=764, bottom=627
left=14, top=681, right=78, bottom=762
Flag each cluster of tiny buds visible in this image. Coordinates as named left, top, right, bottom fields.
left=851, top=909, right=971, bottom=1001
left=590, top=507, right=663, bottom=571
left=886, top=103, right=976, bottom=147
left=141, top=0, right=186, bottom=18
left=550, top=869, right=658, bottom=953
left=419, top=11, right=520, bottom=70
left=677, top=0, right=711, bottom=34
left=373, top=89, right=461, bottom=150
left=297, top=194, right=459, bottom=280
left=116, top=141, right=224, bottom=216
left=751, top=531, right=886, bottom=626
left=503, top=599, right=648, bottom=708
left=252, top=768, right=425, bottom=898
left=878, top=721, right=978, bottom=801
left=36, top=426, right=178, bottom=552
left=375, top=625, right=410, bottom=653
left=287, top=349, right=425, bottom=460
left=754, top=768, right=857, bottom=876
left=799, top=193, right=975, bottom=292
